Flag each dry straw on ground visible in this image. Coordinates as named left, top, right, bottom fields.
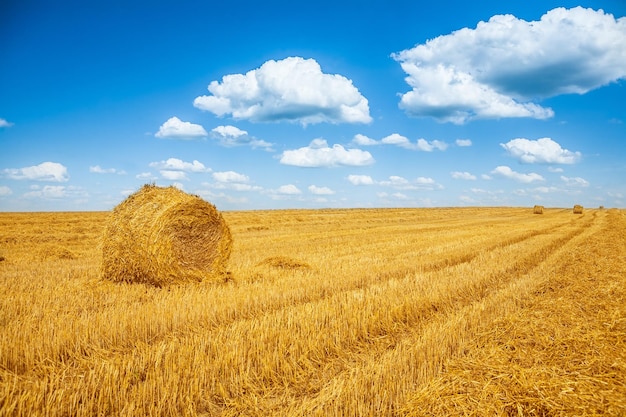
left=257, top=256, right=311, bottom=270
left=573, top=204, right=584, bottom=214
left=533, top=205, right=544, bottom=214
left=101, top=184, right=232, bottom=286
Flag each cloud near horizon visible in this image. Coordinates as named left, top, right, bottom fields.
left=501, top=137, right=581, bottom=164
left=280, top=139, right=374, bottom=167
left=194, top=57, right=372, bottom=125
left=393, top=7, right=626, bottom=124
left=148, top=158, right=210, bottom=181
left=2, top=162, right=69, bottom=182
left=347, top=174, right=440, bottom=190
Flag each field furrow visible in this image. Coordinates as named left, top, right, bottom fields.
left=1, top=208, right=622, bottom=417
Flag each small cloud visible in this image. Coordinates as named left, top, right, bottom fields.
left=280, top=139, right=374, bottom=167
left=355, top=133, right=447, bottom=151
left=0, top=185, right=12, bottom=196
left=155, top=116, right=208, bottom=139
left=3, top=162, right=69, bottom=182
left=308, top=185, right=335, bottom=195
left=548, top=167, right=564, bottom=173
left=194, top=56, right=372, bottom=125
left=148, top=158, right=209, bottom=181
left=212, top=171, right=250, bottom=183
left=501, top=137, right=581, bottom=164
left=211, top=125, right=274, bottom=150
left=276, top=184, right=302, bottom=195
left=23, top=185, right=86, bottom=199
left=456, top=139, right=472, bottom=147
left=136, top=172, right=157, bottom=180
left=0, top=118, right=14, bottom=128
left=347, top=174, right=375, bottom=185
left=391, top=192, right=409, bottom=200
left=352, top=134, right=379, bottom=146
left=490, top=165, right=544, bottom=183
left=348, top=174, right=440, bottom=190
left=160, top=170, right=188, bottom=181
left=149, top=158, right=210, bottom=172
left=89, top=165, right=125, bottom=175
left=561, top=175, right=589, bottom=187
left=451, top=171, right=477, bottom=180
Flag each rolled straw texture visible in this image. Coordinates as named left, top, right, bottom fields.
left=101, top=184, right=232, bottom=286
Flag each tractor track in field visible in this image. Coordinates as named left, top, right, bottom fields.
left=1, top=211, right=601, bottom=417
left=213, top=211, right=602, bottom=415
left=3, top=213, right=593, bottom=377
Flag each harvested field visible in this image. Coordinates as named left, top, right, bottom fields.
left=0, top=207, right=625, bottom=416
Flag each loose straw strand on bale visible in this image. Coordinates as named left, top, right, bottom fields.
left=101, top=184, right=232, bottom=286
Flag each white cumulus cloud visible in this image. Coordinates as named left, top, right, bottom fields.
left=149, top=158, right=210, bottom=181
left=348, top=174, right=440, bottom=190
left=354, top=133, right=447, bottom=151
left=277, top=184, right=302, bottom=195
left=3, top=162, right=69, bottom=182
left=89, top=165, right=126, bottom=175
left=212, top=171, right=250, bottom=183
left=149, top=158, right=210, bottom=173
left=451, top=171, right=477, bottom=180
left=211, top=125, right=273, bottom=150
left=155, top=116, right=208, bottom=139
left=308, top=185, right=335, bottom=195
left=0, top=118, right=14, bottom=128
left=393, top=7, right=626, bottom=124
left=491, top=166, right=544, bottom=183
left=160, top=170, right=188, bottom=181
left=194, top=57, right=372, bottom=125
left=561, top=175, right=590, bottom=187
left=456, top=139, right=472, bottom=147
left=347, top=175, right=375, bottom=185
left=352, top=134, right=379, bottom=146
left=0, top=186, right=12, bottom=196
left=280, top=139, right=374, bottom=167
left=501, top=137, right=581, bottom=164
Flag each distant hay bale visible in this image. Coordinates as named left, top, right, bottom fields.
left=573, top=204, right=584, bottom=214
left=101, top=184, right=232, bottom=286
left=533, top=205, right=544, bottom=214
left=599, top=205, right=605, bottom=210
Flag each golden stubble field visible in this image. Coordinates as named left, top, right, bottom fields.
left=0, top=207, right=625, bottom=416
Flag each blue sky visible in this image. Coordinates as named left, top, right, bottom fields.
left=1, top=0, right=625, bottom=211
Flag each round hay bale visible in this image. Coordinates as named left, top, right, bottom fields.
left=573, top=204, right=584, bottom=214
left=101, top=184, right=232, bottom=286
left=533, top=205, right=544, bottom=214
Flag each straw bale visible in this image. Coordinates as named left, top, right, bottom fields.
left=533, top=205, right=544, bottom=214
left=101, top=184, right=232, bottom=286
left=573, top=204, right=583, bottom=214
